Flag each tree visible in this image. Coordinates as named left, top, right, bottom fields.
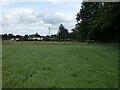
left=7, top=34, right=15, bottom=39
left=23, top=35, right=29, bottom=41
left=70, top=25, right=81, bottom=41
left=15, top=35, right=21, bottom=38
left=2, top=34, right=9, bottom=40
left=57, top=24, right=69, bottom=39
left=76, top=2, right=102, bottom=41
left=91, top=2, right=120, bottom=42
left=24, top=35, right=28, bottom=38
left=73, top=2, right=119, bottom=42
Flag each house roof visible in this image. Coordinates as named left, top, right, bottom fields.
left=29, top=33, right=41, bottom=38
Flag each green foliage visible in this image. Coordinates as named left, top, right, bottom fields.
left=2, top=34, right=9, bottom=40
left=73, top=2, right=120, bottom=42
left=2, top=34, right=15, bottom=40
left=76, top=2, right=102, bottom=41
left=92, top=3, right=120, bottom=42
left=57, top=24, right=69, bottom=39
left=3, top=43, right=118, bottom=88
left=70, top=25, right=81, bottom=41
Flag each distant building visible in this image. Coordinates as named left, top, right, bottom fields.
left=28, top=33, right=43, bottom=40
left=10, top=38, right=19, bottom=41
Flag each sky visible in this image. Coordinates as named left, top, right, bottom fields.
left=0, top=1, right=82, bottom=36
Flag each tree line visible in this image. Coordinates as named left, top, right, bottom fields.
left=2, top=2, right=120, bottom=42
left=72, top=2, right=120, bottom=42
left=1, top=24, right=70, bottom=41
left=2, top=34, right=29, bottom=41
left=58, top=2, right=120, bottom=42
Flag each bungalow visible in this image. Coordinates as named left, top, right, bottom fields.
left=28, top=33, right=43, bottom=40
left=10, top=38, right=19, bottom=41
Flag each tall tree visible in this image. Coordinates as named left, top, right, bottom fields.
left=8, top=34, right=14, bottom=39
left=92, top=2, right=120, bottom=42
left=76, top=2, right=102, bottom=41
left=57, top=24, right=69, bottom=39
left=73, top=2, right=119, bottom=42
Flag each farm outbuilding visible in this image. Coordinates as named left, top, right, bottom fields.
left=10, top=38, right=19, bottom=41
left=28, top=33, right=44, bottom=40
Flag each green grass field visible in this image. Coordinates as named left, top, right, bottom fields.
left=2, top=42, right=118, bottom=88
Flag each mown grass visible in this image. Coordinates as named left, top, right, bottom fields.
left=2, top=42, right=118, bottom=88
left=2, top=41, right=87, bottom=45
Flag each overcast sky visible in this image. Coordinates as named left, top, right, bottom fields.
left=0, top=1, right=82, bottom=36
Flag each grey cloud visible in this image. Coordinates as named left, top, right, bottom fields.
left=37, top=11, right=74, bottom=25
left=2, top=8, right=75, bottom=35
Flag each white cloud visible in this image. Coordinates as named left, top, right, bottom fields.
left=1, top=7, right=76, bottom=35
left=0, top=0, right=82, bottom=3
left=36, top=11, right=74, bottom=25
left=0, top=0, right=11, bottom=7
left=0, top=1, right=82, bottom=35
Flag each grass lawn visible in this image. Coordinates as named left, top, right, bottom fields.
left=2, top=42, right=118, bottom=88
